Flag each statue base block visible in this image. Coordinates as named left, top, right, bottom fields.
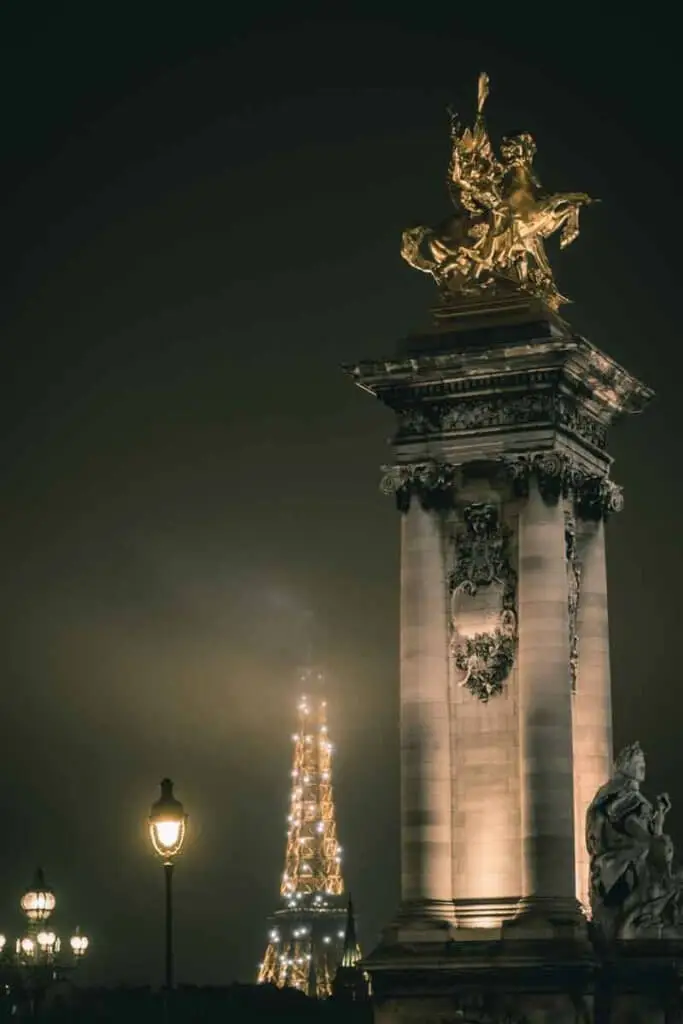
left=365, top=930, right=683, bottom=1024
left=429, top=292, right=565, bottom=334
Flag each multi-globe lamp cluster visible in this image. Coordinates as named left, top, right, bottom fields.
left=0, top=869, right=88, bottom=975
left=0, top=779, right=188, bottom=1008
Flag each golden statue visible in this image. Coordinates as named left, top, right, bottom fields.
left=401, top=73, right=596, bottom=311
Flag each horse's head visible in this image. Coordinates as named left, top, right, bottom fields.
left=500, top=132, right=536, bottom=168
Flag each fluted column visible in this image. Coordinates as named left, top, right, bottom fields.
left=517, top=479, right=577, bottom=912
left=400, top=496, right=453, bottom=916
left=573, top=516, right=612, bottom=910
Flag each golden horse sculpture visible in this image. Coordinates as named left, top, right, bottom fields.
left=401, top=73, right=596, bottom=311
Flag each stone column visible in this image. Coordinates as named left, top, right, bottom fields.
left=400, top=495, right=453, bottom=917
left=573, top=517, right=612, bottom=910
left=516, top=479, right=577, bottom=913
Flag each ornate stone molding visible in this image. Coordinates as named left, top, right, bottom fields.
left=394, top=392, right=608, bottom=451
left=502, top=451, right=623, bottom=520
left=395, top=393, right=554, bottom=437
left=380, top=453, right=621, bottom=520
left=448, top=503, right=517, bottom=702
left=380, top=461, right=457, bottom=511
left=565, top=509, right=582, bottom=692
left=556, top=395, right=607, bottom=451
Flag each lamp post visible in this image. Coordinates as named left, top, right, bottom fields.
left=148, top=779, right=187, bottom=991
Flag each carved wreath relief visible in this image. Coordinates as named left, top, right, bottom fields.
left=448, top=503, right=517, bottom=702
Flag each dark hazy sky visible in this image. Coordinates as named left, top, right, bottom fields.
left=0, top=4, right=681, bottom=987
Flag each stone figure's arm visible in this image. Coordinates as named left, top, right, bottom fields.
left=653, top=793, right=672, bottom=836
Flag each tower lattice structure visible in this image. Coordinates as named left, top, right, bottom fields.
left=258, top=677, right=350, bottom=998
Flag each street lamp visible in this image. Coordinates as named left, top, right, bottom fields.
left=20, top=870, right=55, bottom=925
left=70, top=928, right=89, bottom=958
left=148, top=778, right=187, bottom=990
left=0, top=869, right=89, bottom=1015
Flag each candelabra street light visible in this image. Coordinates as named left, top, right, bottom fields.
left=148, top=778, right=187, bottom=990
left=0, top=869, right=89, bottom=1015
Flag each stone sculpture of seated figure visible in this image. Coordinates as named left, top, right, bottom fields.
left=586, top=741, right=683, bottom=940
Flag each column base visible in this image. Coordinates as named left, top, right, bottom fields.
left=502, top=895, right=588, bottom=940
left=453, top=897, right=525, bottom=932
left=373, top=900, right=454, bottom=948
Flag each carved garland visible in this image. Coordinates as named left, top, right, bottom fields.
left=565, top=509, right=582, bottom=692
left=448, top=503, right=517, bottom=703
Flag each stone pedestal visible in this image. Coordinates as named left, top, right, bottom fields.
left=345, top=301, right=655, bottom=1020
left=368, top=938, right=683, bottom=1024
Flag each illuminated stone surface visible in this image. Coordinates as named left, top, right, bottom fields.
left=345, top=298, right=660, bottom=1022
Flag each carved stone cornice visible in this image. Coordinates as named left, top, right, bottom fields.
left=345, top=330, right=653, bottom=427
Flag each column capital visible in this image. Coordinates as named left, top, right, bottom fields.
left=502, top=452, right=623, bottom=520
left=380, top=452, right=622, bottom=520
left=380, top=461, right=458, bottom=512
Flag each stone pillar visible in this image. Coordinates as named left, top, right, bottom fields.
left=573, top=517, right=612, bottom=910
left=400, top=496, right=453, bottom=917
left=516, top=479, right=577, bottom=912
left=449, top=498, right=523, bottom=926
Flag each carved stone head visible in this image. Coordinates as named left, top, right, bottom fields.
left=614, top=741, right=646, bottom=782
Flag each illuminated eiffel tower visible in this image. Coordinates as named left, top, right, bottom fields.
left=257, top=669, right=350, bottom=998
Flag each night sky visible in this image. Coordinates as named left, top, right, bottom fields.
left=0, top=4, right=680, bottom=988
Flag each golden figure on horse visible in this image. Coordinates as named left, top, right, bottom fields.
left=401, top=73, right=596, bottom=311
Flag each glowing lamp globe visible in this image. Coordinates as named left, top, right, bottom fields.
left=149, top=778, right=187, bottom=861
left=37, top=930, right=56, bottom=952
left=0, top=934, right=5, bottom=952
left=70, top=929, right=89, bottom=957
left=21, top=869, right=56, bottom=922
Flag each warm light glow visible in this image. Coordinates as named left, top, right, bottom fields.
left=148, top=778, right=187, bottom=861
left=154, top=820, right=182, bottom=850
left=21, top=881, right=56, bottom=922
left=466, top=915, right=501, bottom=929
left=0, top=935, right=5, bottom=952
left=20, top=937, right=35, bottom=956
left=259, top=692, right=347, bottom=997
left=37, top=930, right=56, bottom=950
left=70, top=932, right=89, bottom=956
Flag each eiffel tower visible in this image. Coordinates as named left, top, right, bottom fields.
left=257, top=673, right=350, bottom=997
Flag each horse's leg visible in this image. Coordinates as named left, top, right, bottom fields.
left=559, top=208, right=580, bottom=249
